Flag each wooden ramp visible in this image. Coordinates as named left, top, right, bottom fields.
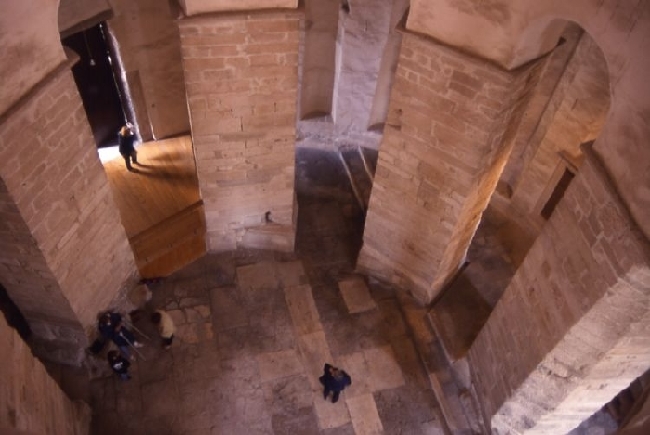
left=102, top=135, right=206, bottom=277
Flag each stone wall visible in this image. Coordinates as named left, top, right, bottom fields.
left=358, top=31, right=542, bottom=303
left=0, top=61, right=137, bottom=364
left=179, top=0, right=298, bottom=16
left=0, top=1, right=65, bottom=116
left=58, top=0, right=111, bottom=35
left=0, top=313, right=90, bottom=434
left=179, top=9, right=301, bottom=252
left=108, top=0, right=190, bottom=140
left=468, top=149, right=650, bottom=433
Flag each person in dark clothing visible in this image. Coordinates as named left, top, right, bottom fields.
left=98, top=312, right=143, bottom=360
left=108, top=350, right=132, bottom=381
left=319, top=363, right=352, bottom=403
left=118, top=123, right=139, bottom=171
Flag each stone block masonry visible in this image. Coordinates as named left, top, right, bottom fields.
left=179, top=8, right=302, bottom=252
left=0, top=312, right=90, bottom=434
left=358, top=30, right=543, bottom=303
left=0, top=62, right=138, bottom=364
left=469, top=148, right=650, bottom=434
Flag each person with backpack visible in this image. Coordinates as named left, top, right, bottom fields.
left=319, top=363, right=352, bottom=403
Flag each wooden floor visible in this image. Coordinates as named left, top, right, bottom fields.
left=103, top=135, right=206, bottom=277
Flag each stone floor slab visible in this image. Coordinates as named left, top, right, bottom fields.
left=209, top=286, right=248, bottom=331
left=257, top=349, right=304, bottom=382
left=338, top=276, right=378, bottom=314
left=314, top=391, right=352, bottom=429
left=365, top=345, right=406, bottom=392
left=276, top=260, right=308, bottom=287
left=337, top=351, right=372, bottom=398
left=297, top=331, right=333, bottom=391
left=236, top=261, right=279, bottom=289
left=346, top=393, right=384, bottom=435
left=285, top=284, right=323, bottom=336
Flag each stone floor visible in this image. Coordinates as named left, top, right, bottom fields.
left=86, top=147, right=618, bottom=435
left=88, top=148, right=445, bottom=435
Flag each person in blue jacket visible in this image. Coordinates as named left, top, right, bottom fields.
left=319, top=363, right=352, bottom=403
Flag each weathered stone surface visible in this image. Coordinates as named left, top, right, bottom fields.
left=0, top=62, right=136, bottom=364
left=0, top=314, right=90, bottom=434
left=179, top=9, right=301, bottom=251
left=338, top=276, right=378, bottom=314
left=257, top=349, right=304, bottom=382
left=346, top=393, right=384, bottom=435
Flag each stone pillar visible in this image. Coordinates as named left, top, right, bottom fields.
left=179, top=8, right=301, bottom=252
left=358, top=31, right=543, bottom=303
left=299, top=0, right=338, bottom=119
left=468, top=148, right=650, bottom=434
left=0, top=60, right=138, bottom=364
left=332, top=0, right=392, bottom=135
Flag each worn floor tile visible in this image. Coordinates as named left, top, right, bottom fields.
left=285, top=284, right=323, bottom=336
left=338, top=276, right=378, bottom=314
left=364, top=346, right=406, bottom=391
left=257, top=349, right=304, bottom=382
left=346, top=393, right=384, bottom=435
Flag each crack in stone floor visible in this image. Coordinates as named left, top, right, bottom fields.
left=89, top=148, right=444, bottom=434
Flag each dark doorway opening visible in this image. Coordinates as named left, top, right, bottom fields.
left=541, top=167, right=575, bottom=220
left=63, top=22, right=126, bottom=148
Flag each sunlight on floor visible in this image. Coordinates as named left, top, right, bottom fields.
left=97, top=145, right=122, bottom=163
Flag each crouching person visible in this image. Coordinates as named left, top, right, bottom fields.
left=108, top=350, right=131, bottom=381
left=151, top=309, right=175, bottom=350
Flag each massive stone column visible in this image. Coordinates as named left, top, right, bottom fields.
left=0, top=59, right=138, bottom=364
left=468, top=148, right=650, bottom=434
left=178, top=7, right=301, bottom=252
left=358, top=30, right=543, bottom=303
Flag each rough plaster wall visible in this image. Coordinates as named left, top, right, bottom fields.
left=407, top=0, right=650, bottom=251
left=511, top=32, right=610, bottom=219
left=333, top=0, right=392, bottom=135
left=468, top=151, right=650, bottom=434
left=58, top=0, right=111, bottom=34
left=0, top=314, right=90, bottom=434
left=179, top=10, right=300, bottom=252
left=108, top=0, right=190, bottom=139
left=0, top=1, right=65, bottom=115
left=180, top=0, right=298, bottom=16
left=358, top=32, right=539, bottom=303
left=0, top=63, right=137, bottom=363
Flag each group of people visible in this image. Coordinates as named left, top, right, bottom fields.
left=99, top=309, right=176, bottom=381
left=100, top=302, right=353, bottom=404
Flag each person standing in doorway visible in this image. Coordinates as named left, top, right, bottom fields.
left=118, top=123, right=138, bottom=171
left=151, top=309, right=175, bottom=350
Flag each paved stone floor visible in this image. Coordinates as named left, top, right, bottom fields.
left=89, top=148, right=445, bottom=434
left=87, top=147, right=618, bottom=434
